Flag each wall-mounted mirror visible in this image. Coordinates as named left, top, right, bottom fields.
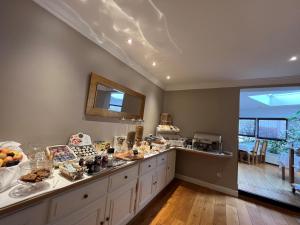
left=86, top=73, right=146, bottom=119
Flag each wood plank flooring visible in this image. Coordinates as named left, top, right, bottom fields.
left=238, top=162, right=300, bottom=207
left=129, top=179, right=300, bottom=225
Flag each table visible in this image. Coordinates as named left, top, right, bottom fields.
left=278, top=149, right=300, bottom=182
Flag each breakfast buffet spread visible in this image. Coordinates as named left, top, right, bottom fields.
left=0, top=132, right=171, bottom=216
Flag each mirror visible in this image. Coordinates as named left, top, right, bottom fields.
left=86, top=73, right=146, bottom=119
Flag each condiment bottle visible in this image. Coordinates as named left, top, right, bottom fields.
left=107, top=148, right=115, bottom=167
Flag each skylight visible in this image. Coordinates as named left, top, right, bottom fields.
left=249, top=92, right=300, bottom=106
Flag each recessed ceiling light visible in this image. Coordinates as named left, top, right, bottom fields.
left=127, top=39, right=132, bottom=45
left=166, top=76, right=171, bottom=80
left=152, top=61, right=156, bottom=67
left=80, top=0, right=88, bottom=3
left=289, top=56, right=298, bottom=62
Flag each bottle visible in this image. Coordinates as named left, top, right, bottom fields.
left=107, top=148, right=115, bottom=167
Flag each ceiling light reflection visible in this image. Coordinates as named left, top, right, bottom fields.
left=289, top=56, right=298, bottom=62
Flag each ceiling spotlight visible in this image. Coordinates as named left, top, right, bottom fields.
left=152, top=61, right=156, bottom=67
left=289, top=56, right=298, bottom=62
left=80, top=0, right=88, bottom=3
left=127, top=39, right=132, bottom=45
left=166, top=76, right=171, bottom=80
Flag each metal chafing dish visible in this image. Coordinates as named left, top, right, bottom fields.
left=192, top=133, right=223, bottom=153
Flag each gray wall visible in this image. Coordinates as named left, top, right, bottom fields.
left=163, top=88, right=240, bottom=190
left=0, top=0, right=163, bottom=150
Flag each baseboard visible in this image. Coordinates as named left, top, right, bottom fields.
left=175, top=173, right=238, bottom=197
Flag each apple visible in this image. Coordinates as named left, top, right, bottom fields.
left=0, top=153, right=7, bottom=159
left=13, top=152, right=23, bottom=161
left=4, top=156, right=13, bottom=164
left=1, top=149, right=10, bottom=154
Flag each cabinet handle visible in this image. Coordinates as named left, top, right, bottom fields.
left=100, top=222, right=104, bottom=225
left=162, top=158, right=165, bottom=161
left=148, top=165, right=151, bottom=168
left=106, top=217, right=110, bottom=221
left=83, top=194, right=89, bottom=199
left=124, top=175, right=128, bottom=179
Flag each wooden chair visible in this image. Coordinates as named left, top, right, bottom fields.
left=247, top=140, right=260, bottom=164
left=258, top=140, right=268, bottom=163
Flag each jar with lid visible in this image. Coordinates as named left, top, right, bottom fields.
left=107, top=148, right=115, bottom=167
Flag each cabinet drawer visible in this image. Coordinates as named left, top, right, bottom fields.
left=157, top=153, right=167, bottom=166
left=49, top=177, right=108, bottom=222
left=108, top=164, right=138, bottom=192
left=140, top=157, right=157, bottom=175
left=0, top=202, right=48, bottom=225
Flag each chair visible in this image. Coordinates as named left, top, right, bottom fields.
left=247, top=139, right=260, bottom=164
left=258, top=140, right=268, bottom=163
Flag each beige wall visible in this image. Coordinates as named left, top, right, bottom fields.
left=163, top=88, right=240, bottom=190
left=0, top=0, right=163, bottom=150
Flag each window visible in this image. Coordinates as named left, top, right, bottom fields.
left=257, top=118, right=287, bottom=141
left=239, top=118, right=256, bottom=137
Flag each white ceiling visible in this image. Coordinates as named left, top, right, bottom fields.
left=33, top=0, right=300, bottom=90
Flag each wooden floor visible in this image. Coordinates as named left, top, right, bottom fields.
left=238, top=162, right=300, bottom=207
left=129, top=179, right=300, bottom=225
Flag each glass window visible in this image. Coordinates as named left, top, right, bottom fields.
left=257, top=119, right=287, bottom=140
left=239, top=118, right=256, bottom=137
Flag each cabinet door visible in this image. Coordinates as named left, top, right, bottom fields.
left=0, top=201, right=48, bottom=225
left=156, top=164, right=167, bottom=193
left=136, top=170, right=155, bottom=212
left=166, top=150, right=176, bottom=184
left=51, top=196, right=106, bottom=225
left=105, top=179, right=137, bottom=225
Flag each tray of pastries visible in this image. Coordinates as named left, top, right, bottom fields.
left=69, top=145, right=97, bottom=157
left=46, top=145, right=77, bottom=166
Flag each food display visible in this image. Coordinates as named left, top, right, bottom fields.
left=46, top=145, right=76, bottom=166
left=69, top=132, right=92, bottom=146
left=59, top=162, right=84, bottom=180
left=94, top=141, right=111, bottom=153
left=20, top=168, right=51, bottom=183
left=0, top=148, right=23, bottom=167
left=70, top=145, right=97, bottom=158
left=85, top=155, right=102, bottom=175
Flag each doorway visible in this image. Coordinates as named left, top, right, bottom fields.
left=238, top=87, right=300, bottom=207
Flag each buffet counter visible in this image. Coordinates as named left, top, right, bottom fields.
left=0, top=149, right=176, bottom=225
left=173, top=147, right=233, bottom=158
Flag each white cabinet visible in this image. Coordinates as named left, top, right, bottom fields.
left=105, top=179, right=137, bottom=225
left=0, top=201, right=48, bottom=225
left=51, top=195, right=106, bottom=225
left=1, top=150, right=177, bottom=225
left=166, top=150, right=176, bottom=184
left=108, top=165, right=138, bottom=192
left=49, top=177, right=108, bottom=222
left=136, top=170, right=156, bottom=212
left=155, top=164, right=167, bottom=193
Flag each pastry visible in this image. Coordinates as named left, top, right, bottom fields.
left=20, top=168, right=51, bottom=183
left=21, top=173, right=37, bottom=183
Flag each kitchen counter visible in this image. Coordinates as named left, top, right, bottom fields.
left=0, top=149, right=173, bottom=217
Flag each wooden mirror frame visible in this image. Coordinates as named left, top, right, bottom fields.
left=86, top=73, right=146, bottom=119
